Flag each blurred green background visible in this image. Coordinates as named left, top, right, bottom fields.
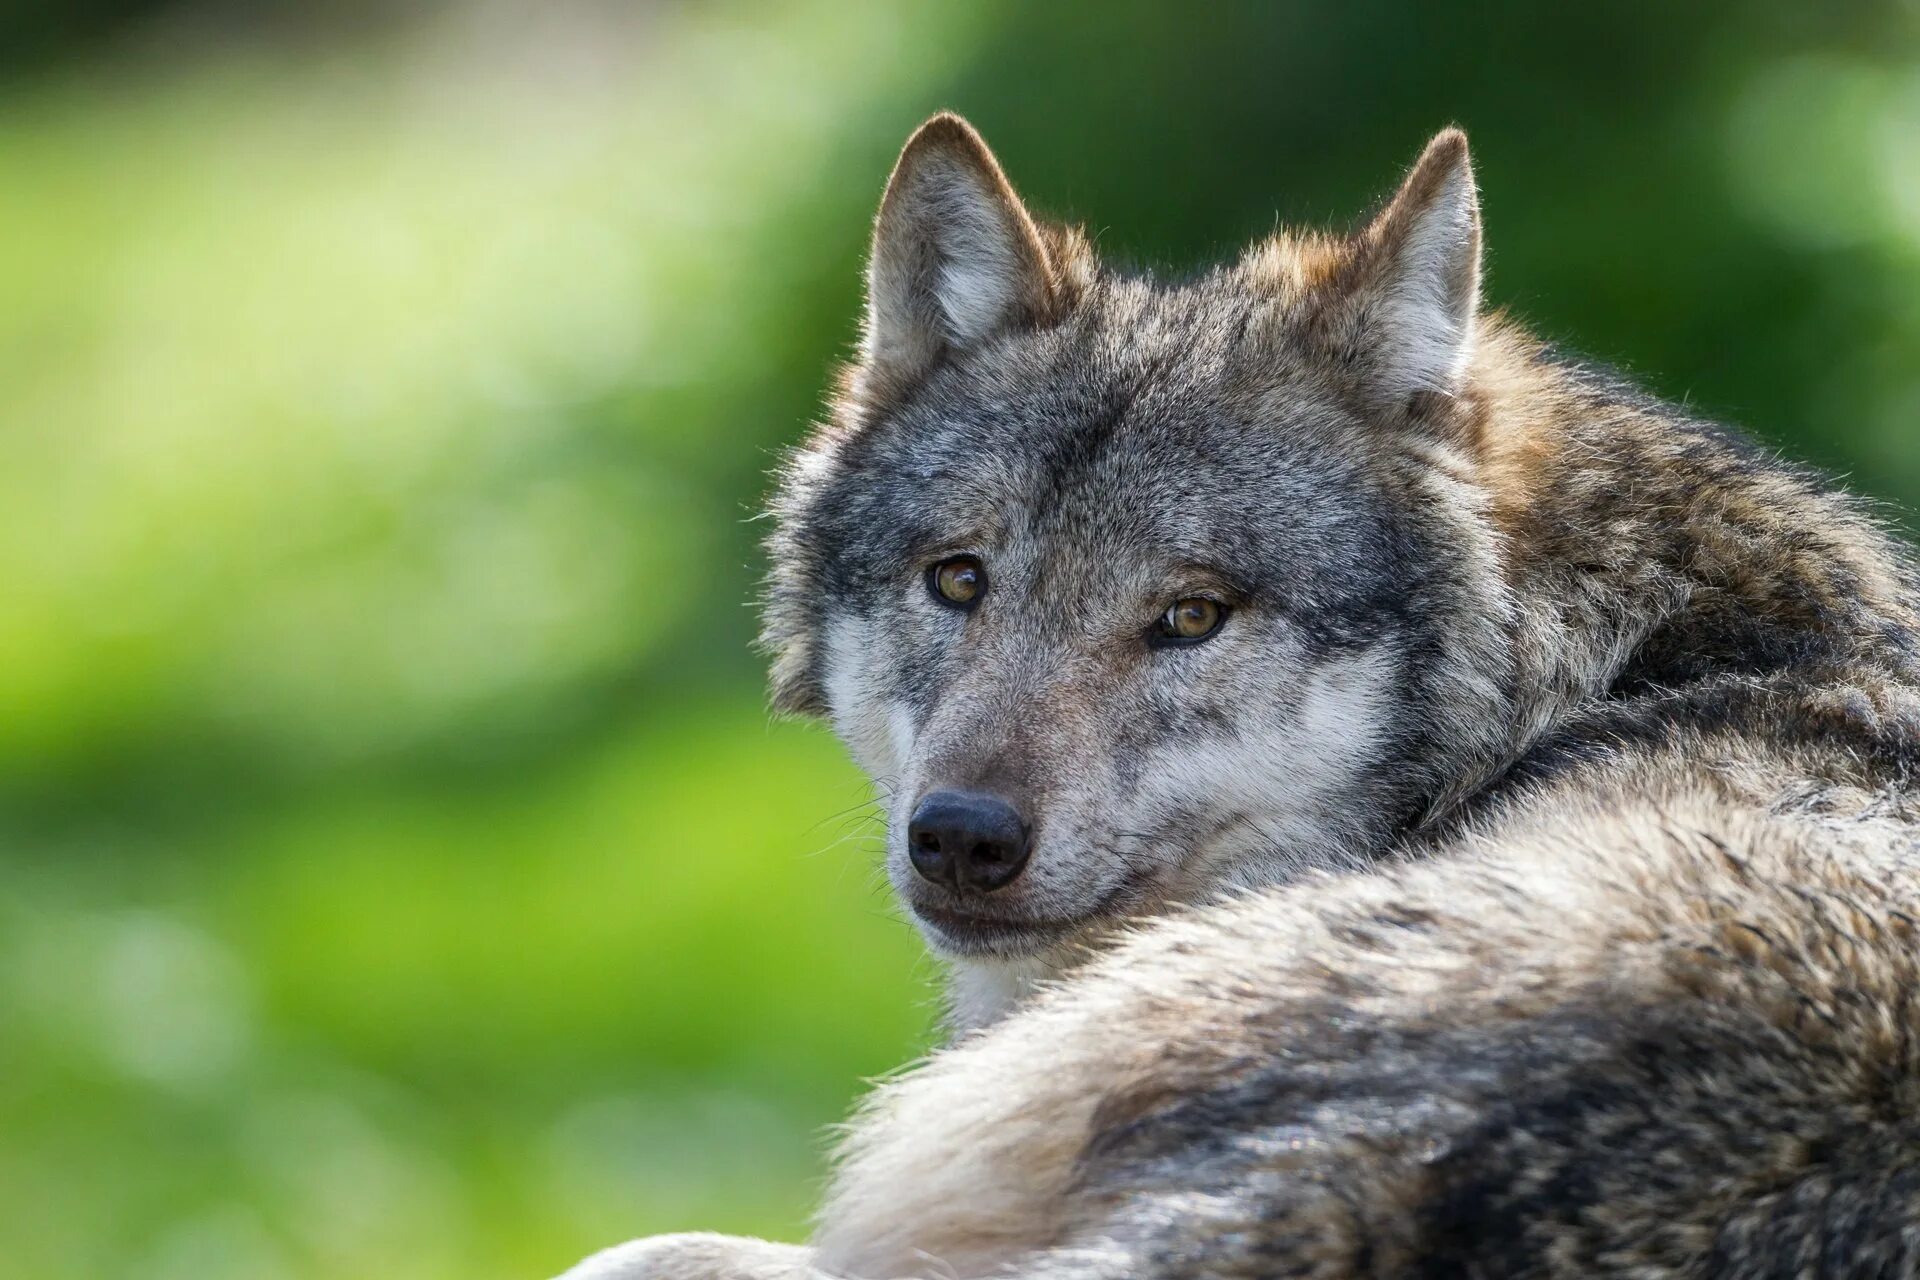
left=3, top=2, right=1919, bottom=1276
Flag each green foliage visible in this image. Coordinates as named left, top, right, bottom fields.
left=2, top=1, right=1916, bottom=1275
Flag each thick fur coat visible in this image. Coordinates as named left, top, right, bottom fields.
left=566, top=116, right=1920, bottom=1278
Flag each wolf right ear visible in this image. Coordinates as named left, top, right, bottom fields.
left=861, top=114, right=1066, bottom=387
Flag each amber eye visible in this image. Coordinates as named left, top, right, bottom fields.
left=1154, top=597, right=1226, bottom=645
left=928, top=555, right=986, bottom=608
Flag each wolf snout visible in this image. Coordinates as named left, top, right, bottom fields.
left=907, top=789, right=1032, bottom=894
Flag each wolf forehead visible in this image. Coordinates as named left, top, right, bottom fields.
left=769, top=285, right=1424, bottom=650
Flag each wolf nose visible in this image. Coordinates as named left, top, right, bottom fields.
left=907, top=789, right=1032, bottom=894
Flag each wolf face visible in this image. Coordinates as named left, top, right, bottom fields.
left=764, top=116, right=1517, bottom=1024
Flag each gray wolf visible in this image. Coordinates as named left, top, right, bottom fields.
left=564, top=114, right=1920, bottom=1277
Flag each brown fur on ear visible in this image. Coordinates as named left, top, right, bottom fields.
left=861, top=113, right=1081, bottom=393
left=1240, top=228, right=1353, bottom=303
left=1032, top=217, right=1097, bottom=303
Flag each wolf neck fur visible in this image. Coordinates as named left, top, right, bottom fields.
left=1446, top=317, right=1918, bottom=805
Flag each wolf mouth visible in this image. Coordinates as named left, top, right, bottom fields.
left=908, top=866, right=1165, bottom=958
left=908, top=903, right=1096, bottom=957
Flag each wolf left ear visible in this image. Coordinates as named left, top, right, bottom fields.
left=861, top=113, right=1065, bottom=387
left=1350, top=128, right=1483, bottom=400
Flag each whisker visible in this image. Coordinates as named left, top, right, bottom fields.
left=803, top=795, right=890, bottom=836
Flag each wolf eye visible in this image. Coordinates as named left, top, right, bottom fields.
left=928, top=555, right=986, bottom=609
left=1153, top=597, right=1226, bottom=645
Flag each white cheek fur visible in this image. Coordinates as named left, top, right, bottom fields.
left=1138, top=643, right=1396, bottom=882
left=822, top=614, right=904, bottom=781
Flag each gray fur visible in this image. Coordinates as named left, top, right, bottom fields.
left=565, top=116, right=1920, bottom=1278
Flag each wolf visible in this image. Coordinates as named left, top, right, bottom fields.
left=565, top=114, right=1920, bottom=1278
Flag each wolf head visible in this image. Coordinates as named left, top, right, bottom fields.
left=764, top=114, right=1518, bottom=1025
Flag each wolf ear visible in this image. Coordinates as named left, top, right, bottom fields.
left=862, top=113, right=1062, bottom=385
left=1350, top=128, right=1482, bottom=399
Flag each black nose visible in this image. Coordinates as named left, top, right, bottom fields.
left=907, top=789, right=1032, bottom=894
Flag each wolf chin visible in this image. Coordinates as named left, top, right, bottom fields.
left=568, top=115, right=1920, bottom=1278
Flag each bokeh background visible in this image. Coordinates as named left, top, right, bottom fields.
left=5, top=1, right=1920, bottom=1276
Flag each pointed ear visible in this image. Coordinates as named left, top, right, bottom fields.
left=862, top=113, right=1062, bottom=385
left=1352, top=128, right=1482, bottom=399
